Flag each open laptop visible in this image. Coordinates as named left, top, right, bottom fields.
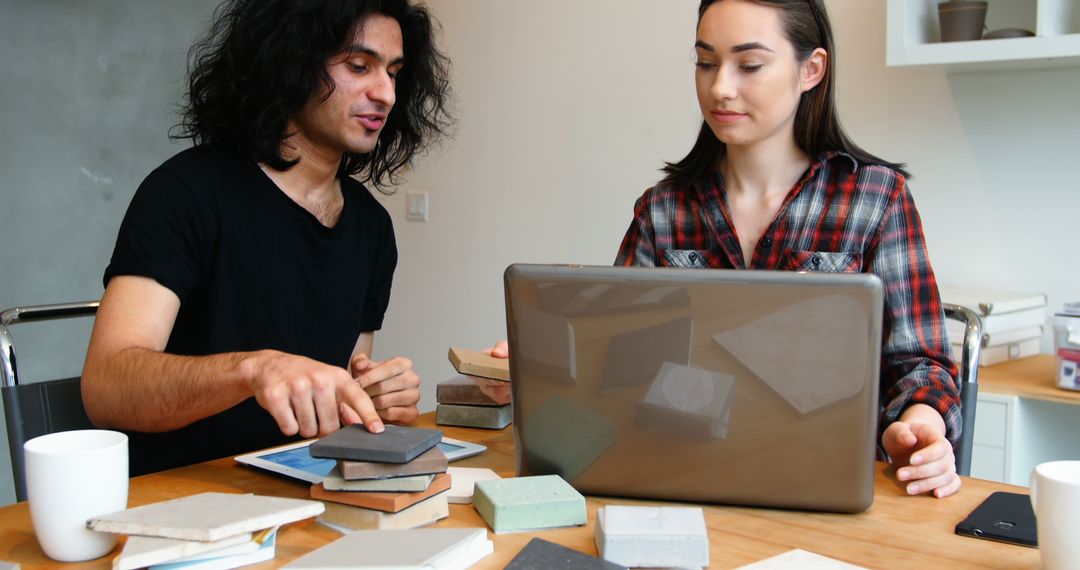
left=504, top=264, right=883, bottom=513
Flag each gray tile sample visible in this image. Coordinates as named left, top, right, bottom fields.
left=436, top=376, right=508, bottom=406
left=436, top=403, right=512, bottom=429
left=309, top=424, right=442, bottom=463
left=338, top=447, right=448, bottom=481
left=505, top=538, right=627, bottom=570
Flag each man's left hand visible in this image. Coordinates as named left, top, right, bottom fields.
left=346, top=354, right=421, bottom=425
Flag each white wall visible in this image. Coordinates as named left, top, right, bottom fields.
left=373, top=0, right=703, bottom=411
left=375, top=0, right=1080, bottom=414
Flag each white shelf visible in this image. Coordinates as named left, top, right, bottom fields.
left=887, top=0, right=1080, bottom=71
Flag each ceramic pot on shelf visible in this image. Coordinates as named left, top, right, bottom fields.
left=938, top=0, right=988, bottom=42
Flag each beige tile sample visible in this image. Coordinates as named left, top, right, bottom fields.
left=87, top=492, right=324, bottom=542
left=113, top=533, right=253, bottom=570
left=283, top=527, right=492, bottom=570
left=322, top=467, right=434, bottom=492
left=318, top=493, right=449, bottom=531
left=448, top=347, right=510, bottom=382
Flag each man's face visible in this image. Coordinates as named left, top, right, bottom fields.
left=292, top=15, right=404, bottom=157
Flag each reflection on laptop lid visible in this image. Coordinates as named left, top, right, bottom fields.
left=504, top=264, right=883, bottom=514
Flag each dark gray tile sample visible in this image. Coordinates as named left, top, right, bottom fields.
left=504, top=538, right=627, bottom=570
left=309, top=424, right=442, bottom=463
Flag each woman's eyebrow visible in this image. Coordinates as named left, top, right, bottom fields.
left=694, top=40, right=775, bottom=54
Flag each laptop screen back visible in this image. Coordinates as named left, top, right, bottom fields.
left=504, top=264, right=883, bottom=513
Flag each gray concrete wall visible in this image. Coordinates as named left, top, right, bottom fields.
left=0, top=0, right=222, bottom=505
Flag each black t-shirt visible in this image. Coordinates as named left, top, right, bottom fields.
left=104, top=145, right=397, bottom=474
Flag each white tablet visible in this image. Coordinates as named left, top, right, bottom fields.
left=234, top=437, right=487, bottom=484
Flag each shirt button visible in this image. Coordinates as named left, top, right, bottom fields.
left=688, top=253, right=699, bottom=263
left=761, top=237, right=773, bottom=248
left=811, top=254, right=822, bottom=267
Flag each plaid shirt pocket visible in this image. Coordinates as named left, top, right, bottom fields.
left=659, top=249, right=720, bottom=268
left=785, top=250, right=863, bottom=273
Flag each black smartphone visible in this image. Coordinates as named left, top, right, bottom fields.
left=955, top=491, right=1038, bottom=548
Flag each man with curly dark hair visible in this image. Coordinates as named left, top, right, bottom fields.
left=81, top=0, right=453, bottom=475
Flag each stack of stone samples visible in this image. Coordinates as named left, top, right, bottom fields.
left=306, top=425, right=451, bottom=530
left=435, top=375, right=512, bottom=430
left=437, top=347, right=513, bottom=429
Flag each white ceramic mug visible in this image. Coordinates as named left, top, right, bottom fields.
left=1030, top=460, right=1080, bottom=570
left=24, top=429, right=129, bottom=561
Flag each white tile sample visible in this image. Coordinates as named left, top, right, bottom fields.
left=595, top=505, right=708, bottom=569
left=735, top=549, right=867, bottom=569
left=446, top=467, right=501, bottom=504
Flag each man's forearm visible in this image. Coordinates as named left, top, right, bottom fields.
left=82, top=347, right=260, bottom=432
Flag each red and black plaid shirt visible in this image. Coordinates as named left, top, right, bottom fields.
left=615, top=151, right=961, bottom=444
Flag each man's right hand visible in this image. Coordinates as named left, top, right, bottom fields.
left=243, top=350, right=384, bottom=438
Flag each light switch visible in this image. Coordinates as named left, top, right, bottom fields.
left=406, top=191, right=428, bottom=222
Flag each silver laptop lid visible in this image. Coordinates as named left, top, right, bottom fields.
left=504, top=264, right=882, bottom=513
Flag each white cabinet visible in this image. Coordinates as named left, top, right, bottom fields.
left=970, top=393, right=1015, bottom=483
left=886, top=0, right=1080, bottom=71
left=971, top=390, right=1080, bottom=486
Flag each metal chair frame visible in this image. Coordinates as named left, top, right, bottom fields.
left=943, top=303, right=983, bottom=477
left=1, top=301, right=99, bottom=501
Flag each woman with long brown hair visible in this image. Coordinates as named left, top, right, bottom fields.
left=616, top=0, right=962, bottom=498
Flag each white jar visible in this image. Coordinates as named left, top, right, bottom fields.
left=1053, top=302, right=1080, bottom=391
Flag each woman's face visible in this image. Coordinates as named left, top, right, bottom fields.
left=694, top=0, right=823, bottom=150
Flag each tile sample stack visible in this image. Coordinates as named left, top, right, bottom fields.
left=594, top=505, right=709, bottom=569
left=435, top=375, right=512, bottom=429
left=307, top=425, right=451, bottom=531
left=87, top=492, right=324, bottom=570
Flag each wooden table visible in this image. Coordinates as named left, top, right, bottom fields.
left=979, top=354, right=1079, bottom=405
left=0, top=414, right=1039, bottom=569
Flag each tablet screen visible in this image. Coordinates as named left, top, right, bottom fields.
left=236, top=437, right=486, bottom=484
left=258, top=446, right=336, bottom=478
